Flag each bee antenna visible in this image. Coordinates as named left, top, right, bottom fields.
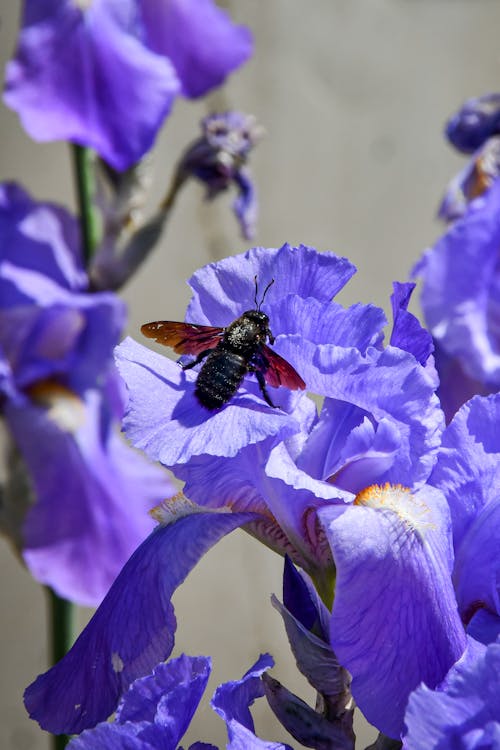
left=258, top=278, right=275, bottom=310
left=253, top=275, right=259, bottom=309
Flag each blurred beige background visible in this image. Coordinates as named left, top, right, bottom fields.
left=2, top=1, right=500, bottom=748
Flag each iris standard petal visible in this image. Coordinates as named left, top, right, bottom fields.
left=185, top=244, right=357, bottom=327
left=284, top=342, right=443, bottom=490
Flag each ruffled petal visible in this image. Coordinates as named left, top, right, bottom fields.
left=186, top=244, right=357, bottom=326
left=389, top=282, right=433, bottom=367
left=285, top=342, right=443, bottom=490
left=403, top=638, right=500, bottom=749
left=211, top=654, right=293, bottom=749
left=115, top=337, right=303, bottom=465
left=430, top=393, right=500, bottom=547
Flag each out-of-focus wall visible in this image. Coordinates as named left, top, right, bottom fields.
left=1, top=1, right=500, bottom=748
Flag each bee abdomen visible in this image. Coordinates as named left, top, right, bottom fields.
left=195, top=351, right=248, bottom=410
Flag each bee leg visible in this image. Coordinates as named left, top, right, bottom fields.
left=180, top=348, right=213, bottom=370
left=252, top=367, right=278, bottom=409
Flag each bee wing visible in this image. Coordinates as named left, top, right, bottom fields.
left=141, top=321, right=224, bottom=355
left=260, top=344, right=306, bottom=390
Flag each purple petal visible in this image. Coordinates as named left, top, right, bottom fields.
left=226, top=724, right=293, bottom=750
left=283, top=555, right=320, bottom=632
left=119, top=655, right=211, bottom=746
left=211, top=656, right=293, bottom=749
left=141, top=0, right=252, bottom=98
left=212, top=653, right=274, bottom=732
left=430, top=394, right=500, bottom=622
left=416, top=179, right=500, bottom=387
left=233, top=167, right=258, bottom=240
left=283, top=342, right=443, bottom=490
left=67, top=722, right=146, bottom=750
left=403, top=638, right=500, bottom=749
left=262, top=441, right=352, bottom=570
left=389, top=282, right=433, bottom=366
left=0, top=182, right=85, bottom=290
left=282, top=557, right=331, bottom=638
left=445, top=93, right=500, bottom=154
left=432, top=344, right=490, bottom=423
left=0, top=184, right=126, bottom=391
left=6, top=387, right=170, bottom=605
left=4, top=1, right=180, bottom=170
left=319, top=484, right=467, bottom=738
left=430, top=393, right=500, bottom=547
left=24, top=507, right=256, bottom=734
left=68, top=655, right=212, bottom=749
left=115, top=337, right=303, bottom=465
left=174, top=393, right=317, bottom=515
left=453, top=498, right=500, bottom=622
left=467, top=609, right=500, bottom=646
left=185, top=244, right=357, bottom=327
left=271, top=296, right=385, bottom=351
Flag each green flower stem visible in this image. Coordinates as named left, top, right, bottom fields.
left=47, top=587, right=75, bottom=749
left=72, top=144, right=100, bottom=265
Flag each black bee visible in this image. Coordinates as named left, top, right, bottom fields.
left=141, top=278, right=306, bottom=410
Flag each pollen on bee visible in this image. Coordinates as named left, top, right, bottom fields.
left=354, top=482, right=434, bottom=538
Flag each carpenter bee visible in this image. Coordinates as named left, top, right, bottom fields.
left=141, top=278, right=306, bottom=410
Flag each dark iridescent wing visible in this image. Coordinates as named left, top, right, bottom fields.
left=140, top=321, right=224, bottom=355
left=260, top=344, right=306, bottom=390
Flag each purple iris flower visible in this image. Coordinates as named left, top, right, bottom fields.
left=414, top=179, right=500, bottom=421
left=0, top=182, right=174, bottom=604
left=66, top=652, right=290, bottom=750
left=429, top=393, right=500, bottom=632
left=25, top=243, right=452, bottom=737
left=175, top=111, right=263, bottom=239
left=4, top=0, right=253, bottom=170
left=403, top=637, right=500, bottom=749
left=117, top=243, right=452, bottom=738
